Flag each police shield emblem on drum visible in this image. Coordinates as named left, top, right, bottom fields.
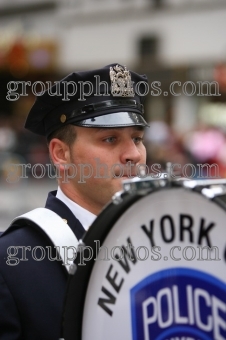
left=62, top=177, right=226, bottom=340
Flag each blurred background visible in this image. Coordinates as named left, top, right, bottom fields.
left=1, top=0, right=226, bottom=230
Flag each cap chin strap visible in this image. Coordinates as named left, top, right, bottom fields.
left=69, top=99, right=144, bottom=118
left=10, top=208, right=78, bottom=273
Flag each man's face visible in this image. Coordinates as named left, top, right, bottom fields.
left=64, top=125, right=146, bottom=214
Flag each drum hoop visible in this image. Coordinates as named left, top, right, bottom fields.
left=62, top=190, right=144, bottom=340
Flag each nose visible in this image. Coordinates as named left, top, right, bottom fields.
left=119, top=139, right=142, bottom=165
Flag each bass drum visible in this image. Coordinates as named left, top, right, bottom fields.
left=62, top=177, right=226, bottom=340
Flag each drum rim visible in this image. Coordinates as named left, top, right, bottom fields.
left=61, top=190, right=145, bottom=340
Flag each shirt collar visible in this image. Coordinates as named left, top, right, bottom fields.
left=56, top=187, right=96, bottom=231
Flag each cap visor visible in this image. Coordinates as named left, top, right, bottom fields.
left=74, top=112, right=149, bottom=128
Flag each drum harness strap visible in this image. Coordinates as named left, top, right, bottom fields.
left=10, top=208, right=79, bottom=273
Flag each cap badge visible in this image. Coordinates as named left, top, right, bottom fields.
left=110, top=65, right=135, bottom=97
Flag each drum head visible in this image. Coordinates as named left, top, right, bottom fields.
left=62, top=186, right=226, bottom=340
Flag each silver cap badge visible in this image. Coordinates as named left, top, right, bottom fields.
left=110, top=65, right=135, bottom=97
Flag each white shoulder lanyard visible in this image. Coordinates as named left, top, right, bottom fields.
left=10, top=208, right=79, bottom=273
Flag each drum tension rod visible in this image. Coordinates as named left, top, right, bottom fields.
left=112, top=191, right=124, bottom=205
left=202, top=185, right=226, bottom=199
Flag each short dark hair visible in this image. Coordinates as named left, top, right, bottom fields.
left=47, top=124, right=77, bottom=146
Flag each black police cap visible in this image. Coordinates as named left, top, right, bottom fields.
left=25, top=63, right=149, bottom=137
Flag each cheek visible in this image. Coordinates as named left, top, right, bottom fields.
left=140, top=145, right=147, bottom=162
left=69, top=143, right=88, bottom=164
left=69, top=145, right=108, bottom=174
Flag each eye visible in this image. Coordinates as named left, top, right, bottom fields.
left=104, top=136, right=116, bottom=143
left=133, top=136, right=144, bottom=145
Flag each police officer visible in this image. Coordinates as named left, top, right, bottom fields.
left=0, top=63, right=149, bottom=339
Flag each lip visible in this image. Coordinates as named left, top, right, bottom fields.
left=114, top=175, right=137, bottom=179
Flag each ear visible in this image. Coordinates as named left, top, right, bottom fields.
left=49, top=138, right=70, bottom=171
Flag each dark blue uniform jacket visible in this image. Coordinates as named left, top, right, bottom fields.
left=0, top=191, right=85, bottom=340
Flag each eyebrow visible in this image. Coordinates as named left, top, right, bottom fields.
left=134, top=126, right=145, bottom=132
